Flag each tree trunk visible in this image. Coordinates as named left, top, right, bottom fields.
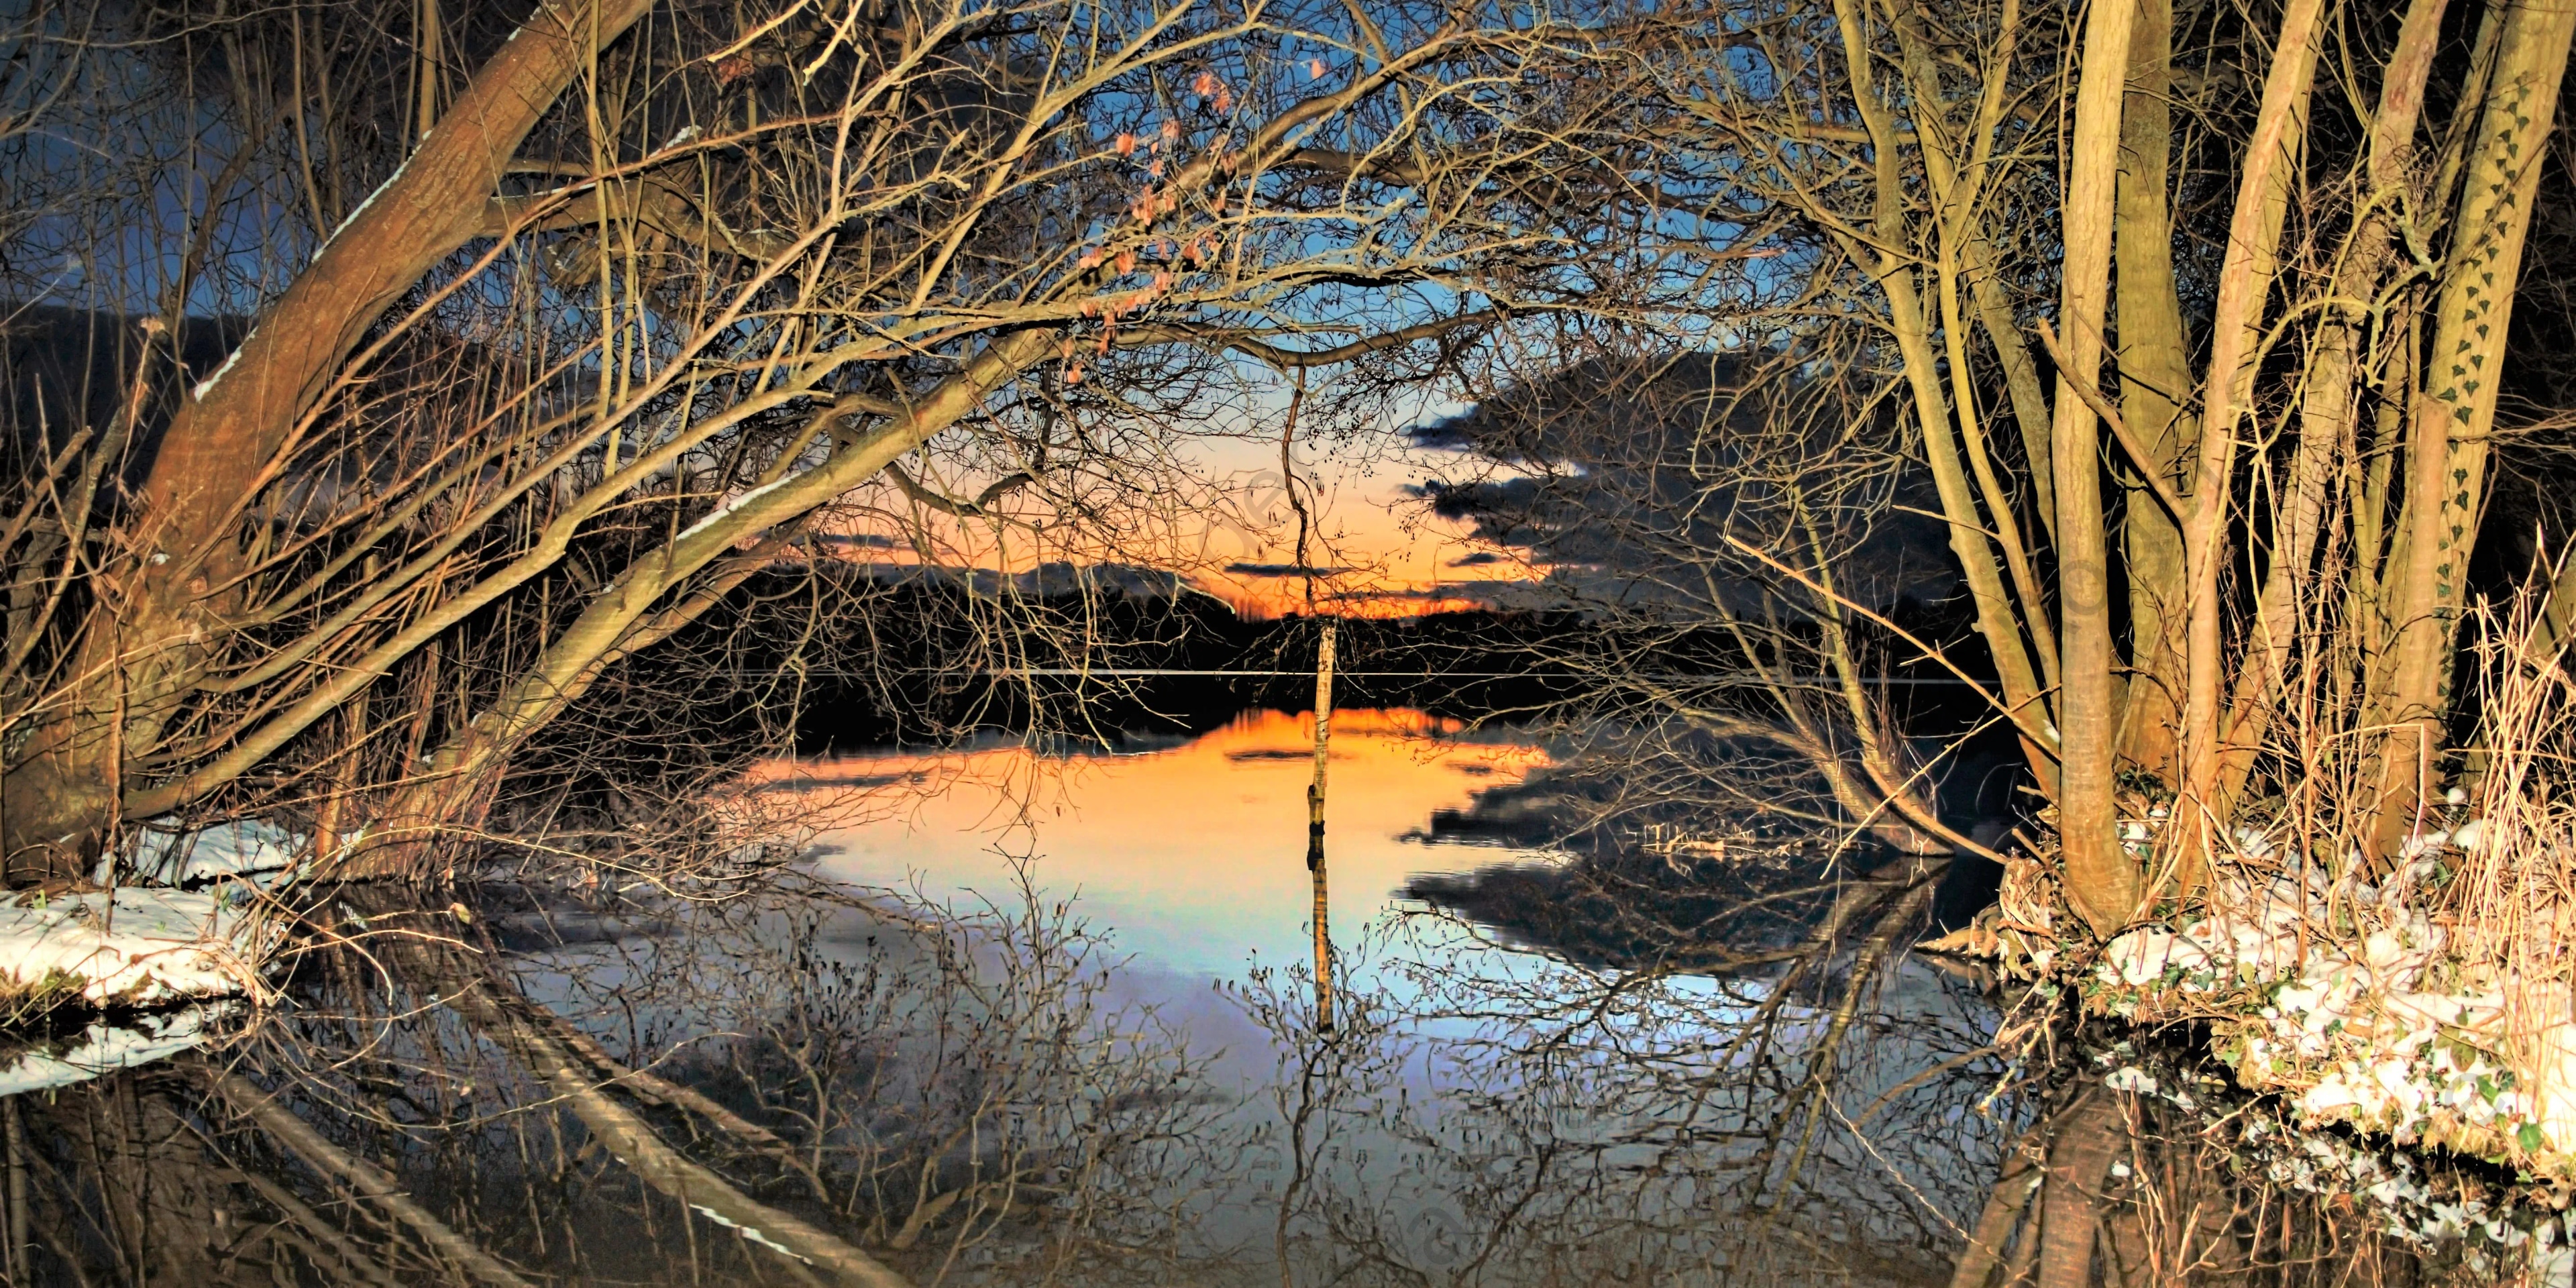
left=1, top=0, right=657, bottom=883
left=331, top=331, right=1053, bottom=881
left=2052, top=0, right=2145, bottom=937
left=2111, top=0, right=2194, bottom=791
left=2364, top=0, right=2576, bottom=859
left=2035, top=1093, right=2126, bottom=1288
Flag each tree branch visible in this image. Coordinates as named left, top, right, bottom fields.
left=883, top=464, right=1035, bottom=517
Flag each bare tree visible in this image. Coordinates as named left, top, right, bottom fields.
left=1416, top=347, right=1992, bottom=861
left=1421, top=0, right=2576, bottom=932
left=1, top=0, right=1666, bottom=883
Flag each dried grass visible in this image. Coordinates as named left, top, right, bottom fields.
left=1936, top=590, right=2576, bottom=1190
left=2422, top=597, right=2576, bottom=1139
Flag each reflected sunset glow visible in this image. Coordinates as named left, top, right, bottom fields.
left=746, top=709, right=1556, bottom=977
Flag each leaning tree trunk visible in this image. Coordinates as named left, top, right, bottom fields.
left=2360, top=0, right=2576, bottom=859
left=0, top=0, right=655, bottom=884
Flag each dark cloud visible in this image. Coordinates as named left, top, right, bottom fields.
left=845, top=561, right=1203, bottom=599
left=1406, top=417, right=1481, bottom=453
left=1446, top=551, right=1507, bottom=568
left=1224, top=562, right=1358, bottom=578
left=1409, top=352, right=1960, bottom=614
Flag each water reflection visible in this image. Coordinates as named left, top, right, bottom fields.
left=750, top=708, right=1553, bottom=979
left=0, top=710, right=2510, bottom=1285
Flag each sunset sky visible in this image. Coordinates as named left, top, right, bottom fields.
left=1183, top=430, right=1536, bottom=617
left=833, top=389, right=1540, bottom=619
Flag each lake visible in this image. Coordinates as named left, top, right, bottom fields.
left=769, top=707, right=1548, bottom=973
left=0, top=702, right=2485, bottom=1285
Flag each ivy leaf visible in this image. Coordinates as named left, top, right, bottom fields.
left=2518, top=1122, right=2547, bottom=1153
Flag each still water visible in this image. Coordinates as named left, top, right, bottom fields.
left=0, top=706, right=2477, bottom=1285
left=773, top=707, right=1551, bottom=977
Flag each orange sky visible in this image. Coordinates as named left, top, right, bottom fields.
left=824, top=404, right=1534, bottom=619
left=1185, top=435, right=1533, bottom=616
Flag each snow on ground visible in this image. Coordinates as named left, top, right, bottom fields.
left=121, top=818, right=306, bottom=887
left=1929, top=811, right=2576, bottom=1185
left=0, top=816, right=313, bottom=1009
left=2086, top=851, right=2573, bottom=1173
left=0, top=820, right=301, bottom=1094
left=0, top=1002, right=237, bottom=1097
left=0, top=885, right=281, bottom=1005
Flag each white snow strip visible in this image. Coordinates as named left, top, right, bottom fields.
left=328, top=162, right=408, bottom=245
left=0, top=887, right=277, bottom=1005
left=0, top=1003, right=236, bottom=1099
left=188, top=331, right=252, bottom=402
left=690, top=1205, right=816, bottom=1263
left=123, top=818, right=305, bottom=887
left=676, top=474, right=798, bottom=543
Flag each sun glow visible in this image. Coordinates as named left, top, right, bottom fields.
left=813, top=415, right=1528, bottom=619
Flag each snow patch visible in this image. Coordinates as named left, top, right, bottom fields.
left=0, top=887, right=280, bottom=1005
left=188, top=331, right=253, bottom=402
left=2105, top=928, right=2210, bottom=987
left=2103, top=1065, right=2159, bottom=1094
left=123, top=818, right=305, bottom=887
left=690, top=1204, right=814, bottom=1263
left=676, top=473, right=798, bottom=543
left=327, top=161, right=408, bottom=246
left=2085, top=838, right=2576, bottom=1172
